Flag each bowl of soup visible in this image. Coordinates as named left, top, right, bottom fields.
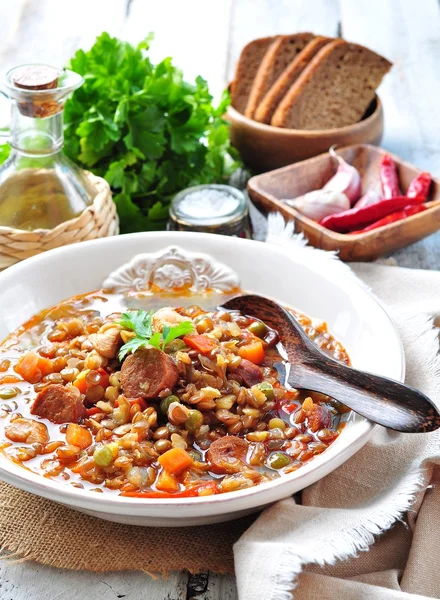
left=0, top=232, right=404, bottom=525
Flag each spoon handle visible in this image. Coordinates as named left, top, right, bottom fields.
left=289, top=358, right=440, bottom=433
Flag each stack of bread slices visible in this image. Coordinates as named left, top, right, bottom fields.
left=231, top=34, right=392, bottom=130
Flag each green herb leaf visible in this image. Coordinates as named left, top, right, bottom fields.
left=162, top=321, right=195, bottom=348
left=147, top=331, right=162, bottom=350
left=116, top=309, right=194, bottom=359
left=118, top=336, right=149, bottom=361
left=117, top=310, right=154, bottom=338
left=62, top=32, right=242, bottom=233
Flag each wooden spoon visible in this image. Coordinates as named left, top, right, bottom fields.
left=222, top=294, right=440, bottom=433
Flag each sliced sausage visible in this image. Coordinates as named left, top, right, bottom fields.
left=89, top=326, right=121, bottom=359
left=31, top=384, right=86, bottom=424
left=206, top=436, right=249, bottom=474
left=308, top=404, right=331, bottom=432
left=5, top=417, right=49, bottom=444
left=120, top=348, right=179, bottom=399
left=229, top=359, right=263, bottom=387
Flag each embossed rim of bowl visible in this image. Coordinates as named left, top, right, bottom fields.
left=226, top=95, right=382, bottom=136
left=0, top=232, right=404, bottom=521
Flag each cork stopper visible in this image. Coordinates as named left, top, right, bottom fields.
left=12, top=65, right=59, bottom=90
left=9, top=65, right=60, bottom=118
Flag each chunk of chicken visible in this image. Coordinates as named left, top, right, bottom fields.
left=5, top=418, right=49, bottom=444
left=89, top=326, right=121, bottom=359
left=152, top=307, right=186, bottom=332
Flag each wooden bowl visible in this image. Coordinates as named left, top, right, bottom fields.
left=226, top=96, right=383, bottom=173
left=247, top=144, right=440, bottom=262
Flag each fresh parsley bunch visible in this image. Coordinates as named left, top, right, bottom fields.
left=62, top=33, right=241, bottom=232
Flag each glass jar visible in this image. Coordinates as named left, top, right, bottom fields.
left=168, top=184, right=252, bottom=238
left=0, top=64, right=95, bottom=230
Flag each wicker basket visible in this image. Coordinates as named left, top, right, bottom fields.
left=0, top=172, right=118, bottom=270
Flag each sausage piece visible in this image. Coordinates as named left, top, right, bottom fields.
left=229, top=359, right=263, bottom=387
left=89, top=327, right=121, bottom=359
left=206, top=436, right=249, bottom=474
left=5, top=417, right=49, bottom=444
left=120, top=348, right=179, bottom=399
left=308, top=404, right=331, bottom=432
left=31, top=384, right=86, bottom=424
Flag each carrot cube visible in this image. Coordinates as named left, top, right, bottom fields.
left=158, top=447, right=194, bottom=475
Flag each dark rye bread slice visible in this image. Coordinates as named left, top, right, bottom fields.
left=244, top=33, right=314, bottom=119
left=230, top=36, right=278, bottom=114
left=254, top=36, right=332, bottom=124
left=271, top=39, right=392, bottom=130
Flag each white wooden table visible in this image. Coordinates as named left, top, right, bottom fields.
left=1, top=0, right=440, bottom=598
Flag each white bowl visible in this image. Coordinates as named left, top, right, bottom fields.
left=0, top=232, right=404, bottom=526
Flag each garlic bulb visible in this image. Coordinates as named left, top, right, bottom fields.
left=284, top=189, right=350, bottom=221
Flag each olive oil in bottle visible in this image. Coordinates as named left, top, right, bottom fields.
left=0, top=64, right=94, bottom=231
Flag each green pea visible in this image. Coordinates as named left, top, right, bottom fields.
left=165, top=339, right=186, bottom=353
left=268, top=451, right=291, bottom=470
left=257, top=382, right=274, bottom=401
left=160, top=395, right=180, bottom=415
left=0, top=387, right=18, bottom=400
left=185, top=409, right=203, bottom=433
left=248, top=321, right=268, bottom=338
left=188, top=449, right=202, bottom=461
left=93, top=443, right=117, bottom=467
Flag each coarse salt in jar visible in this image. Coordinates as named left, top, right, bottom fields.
left=168, top=184, right=252, bottom=238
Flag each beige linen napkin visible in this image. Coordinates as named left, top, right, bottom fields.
left=235, top=222, right=440, bottom=599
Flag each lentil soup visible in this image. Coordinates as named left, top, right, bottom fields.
left=0, top=291, right=350, bottom=498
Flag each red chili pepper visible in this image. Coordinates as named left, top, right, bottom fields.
left=407, top=172, right=431, bottom=200
left=120, top=481, right=219, bottom=498
left=86, top=406, right=101, bottom=417
left=354, top=189, right=381, bottom=209
left=350, top=204, right=427, bottom=234
left=129, top=398, right=148, bottom=411
left=380, top=155, right=401, bottom=199
left=281, top=402, right=299, bottom=415
left=96, top=368, right=109, bottom=389
left=320, top=196, right=425, bottom=233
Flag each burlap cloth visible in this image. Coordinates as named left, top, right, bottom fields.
left=1, top=255, right=440, bottom=599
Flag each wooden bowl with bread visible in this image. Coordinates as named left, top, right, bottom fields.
left=227, top=34, right=391, bottom=172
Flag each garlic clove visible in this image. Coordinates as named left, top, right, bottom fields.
left=284, top=189, right=350, bottom=221
left=323, top=146, right=362, bottom=205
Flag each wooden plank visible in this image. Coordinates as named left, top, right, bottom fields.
left=0, top=559, right=240, bottom=600
left=122, top=0, right=233, bottom=101
left=389, top=232, right=440, bottom=269
left=205, top=573, right=238, bottom=600
left=227, top=0, right=340, bottom=82
left=185, top=572, right=238, bottom=600
left=339, top=0, right=440, bottom=267
left=0, top=0, right=129, bottom=71
left=0, top=560, right=188, bottom=600
left=339, top=0, right=440, bottom=173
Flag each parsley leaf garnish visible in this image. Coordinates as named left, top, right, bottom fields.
left=117, top=309, right=194, bottom=361
left=118, top=336, right=148, bottom=361
left=162, top=321, right=195, bottom=347
left=118, top=310, right=154, bottom=339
